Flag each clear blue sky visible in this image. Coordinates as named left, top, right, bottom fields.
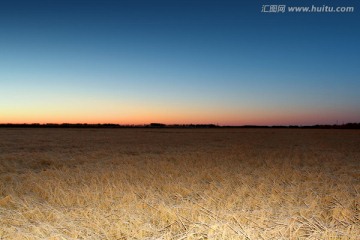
left=1, top=0, right=359, bottom=125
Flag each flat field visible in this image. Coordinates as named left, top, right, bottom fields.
left=0, top=128, right=359, bottom=239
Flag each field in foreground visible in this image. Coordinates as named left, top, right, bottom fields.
left=0, top=128, right=359, bottom=239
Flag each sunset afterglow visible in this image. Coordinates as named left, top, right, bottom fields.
left=1, top=0, right=359, bottom=125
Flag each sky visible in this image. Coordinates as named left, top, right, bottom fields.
left=1, top=0, right=359, bottom=126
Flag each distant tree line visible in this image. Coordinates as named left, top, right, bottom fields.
left=0, top=123, right=359, bottom=129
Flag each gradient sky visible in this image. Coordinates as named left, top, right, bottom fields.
left=1, top=0, right=359, bottom=125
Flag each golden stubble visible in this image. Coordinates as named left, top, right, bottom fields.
left=0, top=128, right=359, bottom=239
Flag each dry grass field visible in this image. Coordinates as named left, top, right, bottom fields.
left=0, top=128, right=359, bottom=239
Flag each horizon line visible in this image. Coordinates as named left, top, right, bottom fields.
left=0, top=122, right=359, bottom=129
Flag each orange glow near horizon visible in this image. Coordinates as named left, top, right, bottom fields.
left=1, top=104, right=357, bottom=126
